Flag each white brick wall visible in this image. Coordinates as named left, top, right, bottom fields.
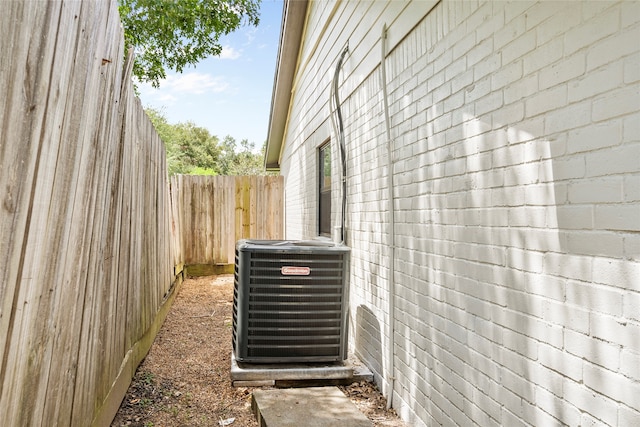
left=278, top=0, right=640, bottom=425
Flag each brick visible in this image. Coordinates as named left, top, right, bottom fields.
left=621, top=348, right=640, bottom=381
left=590, top=312, right=640, bottom=352
left=592, top=257, right=640, bottom=291
left=563, top=379, right=618, bottom=426
left=473, top=51, right=501, bottom=81
left=504, top=72, right=538, bottom=104
left=619, top=406, right=640, bottom=427
left=583, top=362, right=640, bottom=409
left=539, top=52, right=586, bottom=90
left=568, top=177, right=623, bottom=204
left=544, top=101, right=591, bottom=135
left=523, top=37, right=563, bottom=75
left=621, top=0, right=640, bottom=28
left=585, top=143, right=640, bottom=177
left=491, top=60, right=523, bottom=91
left=539, top=343, right=583, bottom=382
left=595, top=204, right=640, bottom=232
left=625, top=234, right=640, bottom=260
left=535, top=386, right=581, bottom=426
left=564, top=329, right=621, bottom=371
left=524, top=1, right=565, bottom=31
left=567, top=121, right=622, bottom=155
left=593, top=86, right=640, bottom=122
left=467, top=37, right=494, bottom=67
left=586, top=25, right=640, bottom=71
left=543, top=299, right=590, bottom=334
left=568, top=61, right=624, bottom=103
left=524, top=272, right=564, bottom=301
left=566, top=231, right=624, bottom=259
left=554, top=205, right=593, bottom=230
left=525, top=84, right=567, bottom=118
left=495, top=13, right=527, bottom=51
left=564, top=7, right=619, bottom=55
left=535, top=5, right=581, bottom=46
left=503, top=31, right=537, bottom=66
left=623, top=113, right=640, bottom=143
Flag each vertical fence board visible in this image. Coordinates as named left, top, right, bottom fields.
left=1, top=1, right=178, bottom=425
left=171, top=175, right=284, bottom=266
left=0, top=1, right=281, bottom=424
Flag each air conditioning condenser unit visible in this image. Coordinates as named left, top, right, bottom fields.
left=232, top=239, right=350, bottom=364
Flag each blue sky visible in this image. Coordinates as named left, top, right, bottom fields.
left=137, top=0, right=284, bottom=149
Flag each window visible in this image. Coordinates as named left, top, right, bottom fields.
left=318, top=142, right=332, bottom=236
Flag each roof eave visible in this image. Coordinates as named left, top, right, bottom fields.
left=264, top=0, right=308, bottom=171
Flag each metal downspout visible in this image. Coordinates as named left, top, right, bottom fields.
left=380, top=24, right=396, bottom=410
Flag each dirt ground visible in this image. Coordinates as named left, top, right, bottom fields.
left=111, top=275, right=405, bottom=427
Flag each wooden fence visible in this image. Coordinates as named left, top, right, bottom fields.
left=0, top=2, right=177, bottom=426
left=170, top=175, right=284, bottom=270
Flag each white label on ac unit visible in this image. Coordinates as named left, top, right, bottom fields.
left=281, top=266, right=311, bottom=275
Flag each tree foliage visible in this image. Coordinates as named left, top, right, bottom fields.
left=145, top=108, right=266, bottom=176
left=119, top=0, right=261, bottom=87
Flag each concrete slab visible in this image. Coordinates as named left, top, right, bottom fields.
left=231, top=353, right=373, bottom=386
left=252, top=386, right=372, bottom=427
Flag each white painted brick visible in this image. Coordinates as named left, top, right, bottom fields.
left=592, top=257, right=640, bottom=291
left=621, top=0, right=640, bottom=28
left=590, top=312, right=640, bottom=352
left=568, top=61, right=624, bottom=103
left=563, top=379, right=618, bottom=426
left=554, top=205, right=593, bottom=230
left=593, top=85, right=640, bottom=122
left=583, top=362, right=640, bottom=409
left=619, top=405, right=640, bottom=427
left=494, top=12, right=526, bottom=50
left=586, top=25, right=640, bottom=72
left=535, top=4, right=581, bottom=46
left=539, top=52, right=586, bottom=90
left=625, top=234, right=640, bottom=260
left=585, top=143, right=640, bottom=178
left=544, top=100, right=591, bottom=134
left=543, top=299, right=590, bottom=334
left=525, top=84, right=567, bottom=118
left=492, top=101, right=525, bottom=129
left=568, top=177, right=623, bottom=204
left=621, top=348, right=640, bottom=381
left=491, top=59, right=523, bottom=91
left=505, top=117, right=544, bottom=144
left=566, top=231, right=624, bottom=259
left=535, top=386, right=581, bottom=426
left=539, top=343, right=583, bottom=382
left=567, top=121, right=622, bottom=155
left=524, top=272, right=565, bottom=301
left=595, top=204, right=640, bottom=232
left=624, top=291, right=640, bottom=322
left=564, top=329, right=621, bottom=371
left=524, top=37, right=563, bottom=75
left=503, top=72, right=538, bottom=104
left=564, top=6, right=619, bottom=55
left=473, top=51, right=501, bottom=81
left=623, top=113, right=640, bottom=145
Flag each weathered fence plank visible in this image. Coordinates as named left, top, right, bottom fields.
left=1, top=1, right=283, bottom=424
left=171, top=175, right=284, bottom=267
left=1, top=1, right=178, bottom=426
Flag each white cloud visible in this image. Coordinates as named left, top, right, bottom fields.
left=162, top=72, right=230, bottom=95
left=219, top=45, right=241, bottom=60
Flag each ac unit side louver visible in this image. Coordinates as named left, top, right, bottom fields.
left=233, top=239, right=350, bottom=363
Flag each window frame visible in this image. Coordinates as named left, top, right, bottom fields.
left=318, top=140, right=332, bottom=237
